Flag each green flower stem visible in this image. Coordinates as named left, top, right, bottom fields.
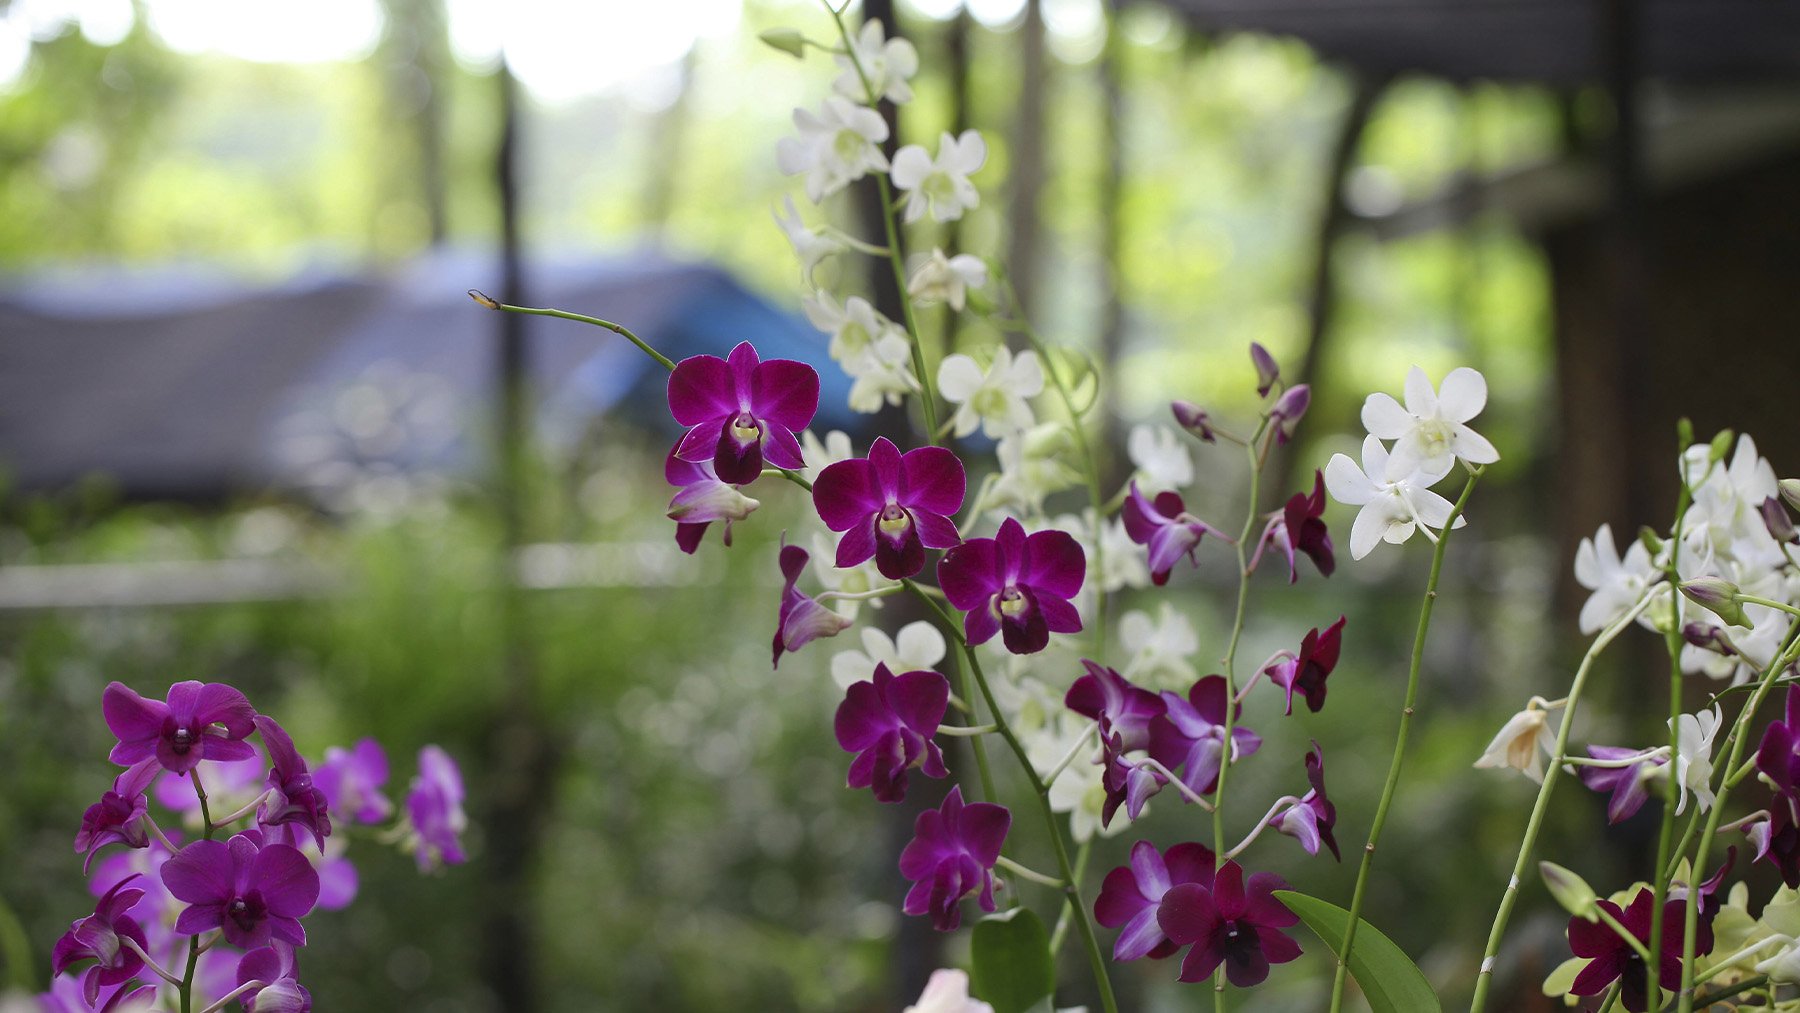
left=179, top=935, right=201, bottom=1013
left=1676, top=625, right=1800, bottom=1012
left=823, top=2, right=943, bottom=443
left=1015, top=315, right=1109, bottom=657
left=1653, top=481, right=1695, bottom=1011
left=1680, top=973, right=1768, bottom=1010
left=997, top=855, right=1068, bottom=888
left=467, top=291, right=677, bottom=372
left=1210, top=418, right=1271, bottom=1009
left=903, top=579, right=1120, bottom=1013
left=1329, top=468, right=1481, bottom=1013
left=1050, top=838, right=1094, bottom=955
left=1739, top=594, right=1800, bottom=618
left=1468, top=589, right=1655, bottom=1013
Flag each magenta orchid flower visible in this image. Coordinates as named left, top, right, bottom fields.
left=1264, top=616, right=1346, bottom=716
left=1157, top=860, right=1302, bottom=987
left=812, top=436, right=964, bottom=579
left=938, top=517, right=1084, bottom=655
left=237, top=942, right=311, bottom=1013
left=1749, top=807, right=1800, bottom=887
left=1121, top=482, right=1227, bottom=586
left=1093, top=840, right=1215, bottom=962
left=254, top=716, right=332, bottom=849
left=1565, top=888, right=1684, bottom=1012
left=1149, top=676, right=1261, bottom=798
left=667, top=341, right=819, bottom=485
left=1577, top=745, right=1666, bottom=824
left=1269, top=384, right=1310, bottom=445
left=1269, top=743, right=1339, bottom=860
left=314, top=739, right=392, bottom=826
left=75, top=759, right=160, bottom=873
left=51, top=875, right=150, bottom=1007
left=834, top=662, right=950, bottom=803
left=1065, top=660, right=1163, bottom=752
left=405, top=746, right=468, bottom=871
left=103, top=680, right=258, bottom=776
left=898, top=785, right=1010, bottom=932
left=1250, top=471, right=1335, bottom=583
left=1101, top=738, right=1166, bottom=828
left=665, top=446, right=759, bottom=554
left=162, top=831, right=319, bottom=950
left=772, top=539, right=853, bottom=668
left=39, top=976, right=157, bottom=1013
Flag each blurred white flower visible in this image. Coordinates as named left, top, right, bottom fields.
left=905, top=969, right=993, bottom=1013
left=810, top=530, right=893, bottom=620
left=799, top=429, right=855, bottom=483
left=907, top=249, right=987, bottom=311
left=1323, top=434, right=1467, bottom=560
left=833, top=18, right=918, bottom=106
left=891, top=129, right=985, bottom=223
left=938, top=347, right=1043, bottom=439
left=1118, top=604, right=1199, bottom=689
left=1128, top=423, right=1193, bottom=495
left=776, top=97, right=890, bottom=203
left=1029, top=714, right=1123, bottom=845
left=846, top=333, right=921, bottom=414
left=772, top=196, right=843, bottom=283
left=1098, top=515, right=1149, bottom=592
left=1360, top=365, right=1499, bottom=481
left=802, top=293, right=905, bottom=375
left=830, top=621, right=948, bottom=689
left=987, top=422, right=1081, bottom=516
left=1574, top=523, right=1659, bottom=635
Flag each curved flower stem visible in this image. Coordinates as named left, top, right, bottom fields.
left=120, top=936, right=184, bottom=986
left=1134, top=757, right=1218, bottom=811
left=1042, top=723, right=1100, bottom=787
left=1223, top=796, right=1301, bottom=861
left=1739, top=594, right=1800, bottom=618
left=1675, top=625, right=1800, bottom=1011
left=213, top=788, right=275, bottom=829
left=1653, top=480, right=1695, bottom=1010
left=822, top=1, right=942, bottom=443
left=1330, top=468, right=1481, bottom=1013
left=1050, top=838, right=1094, bottom=955
left=1011, top=295, right=1110, bottom=656
left=1210, top=418, right=1271, bottom=1010
left=199, top=982, right=266, bottom=1013
left=467, top=292, right=677, bottom=372
left=938, top=723, right=998, bottom=737
left=1468, top=588, right=1655, bottom=1012
left=998, top=855, right=1067, bottom=888
left=902, top=579, right=1120, bottom=1013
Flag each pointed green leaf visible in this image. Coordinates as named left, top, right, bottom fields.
left=970, top=908, right=1054, bottom=1013
left=1271, top=890, right=1441, bottom=1013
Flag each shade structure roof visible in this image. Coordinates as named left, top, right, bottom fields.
left=1153, top=0, right=1800, bottom=86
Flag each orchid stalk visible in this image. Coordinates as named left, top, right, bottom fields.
left=1329, top=467, right=1480, bottom=1012
left=1649, top=461, right=1695, bottom=1010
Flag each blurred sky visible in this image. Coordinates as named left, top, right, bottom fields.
left=0, top=0, right=1118, bottom=102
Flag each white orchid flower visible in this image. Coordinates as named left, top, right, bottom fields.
left=1473, top=699, right=1560, bottom=783
left=1128, top=423, right=1193, bottom=495
left=772, top=196, right=844, bottom=283
left=1574, top=523, right=1660, bottom=635
left=801, top=293, right=906, bottom=375
left=906, top=249, right=987, bottom=311
left=775, top=97, right=890, bottom=203
left=1671, top=706, right=1722, bottom=814
left=937, top=346, right=1044, bottom=439
left=905, top=969, right=994, bottom=1013
left=1323, top=435, right=1467, bottom=560
left=1360, top=365, right=1499, bottom=481
left=830, top=621, right=948, bottom=690
left=833, top=18, right=918, bottom=106
left=891, top=130, right=986, bottom=223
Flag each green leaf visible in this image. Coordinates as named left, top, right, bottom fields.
left=970, top=907, right=1055, bottom=1013
left=1271, top=890, right=1441, bottom=1013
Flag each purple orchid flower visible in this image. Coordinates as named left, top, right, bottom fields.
left=163, top=831, right=319, bottom=949
left=667, top=341, right=819, bottom=485
left=1269, top=743, right=1340, bottom=860
left=812, top=436, right=964, bottom=579
left=1268, top=384, right=1310, bottom=445
left=1149, top=675, right=1261, bottom=798
left=39, top=976, right=157, bottom=1013
left=835, top=662, right=950, bottom=803
left=1100, top=736, right=1166, bottom=828
left=1758, top=685, right=1800, bottom=800
left=1157, top=860, right=1302, bottom=987
left=1578, top=745, right=1666, bottom=824
left=405, top=746, right=468, bottom=871
left=898, top=785, right=1010, bottom=932
left=254, top=717, right=331, bottom=849
left=1121, top=482, right=1227, bottom=586
left=104, top=680, right=258, bottom=776
left=1249, top=342, right=1280, bottom=397
left=314, top=739, right=392, bottom=826
left=1065, top=661, right=1164, bottom=752
left=1749, top=808, right=1800, bottom=887
left=1250, top=471, right=1335, bottom=583
left=1264, top=617, right=1347, bottom=716
left=238, top=942, right=312, bottom=1013
left=664, top=446, right=759, bottom=554
left=75, top=759, right=160, bottom=873
left=51, top=875, right=150, bottom=1007
left=89, top=837, right=179, bottom=934
left=1093, top=840, right=1216, bottom=962
left=1566, top=888, right=1685, bottom=1012
left=772, top=539, right=853, bottom=668
left=937, top=517, right=1084, bottom=655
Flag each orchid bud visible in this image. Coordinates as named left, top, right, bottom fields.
left=1638, top=526, right=1665, bottom=556
left=1539, top=861, right=1599, bottom=922
left=1782, top=478, right=1800, bottom=513
left=1680, top=577, right=1754, bottom=629
left=1708, top=428, right=1736, bottom=465
left=1764, top=496, right=1798, bottom=544
left=1249, top=342, right=1280, bottom=397
left=1677, top=417, right=1695, bottom=448
left=1170, top=400, right=1216, bottom=443
left=758, top=27, right=808, bottom=59
left=1682, top=622, right=1739, bottom=657
left=1269, top=384, right=1310, bottom=445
